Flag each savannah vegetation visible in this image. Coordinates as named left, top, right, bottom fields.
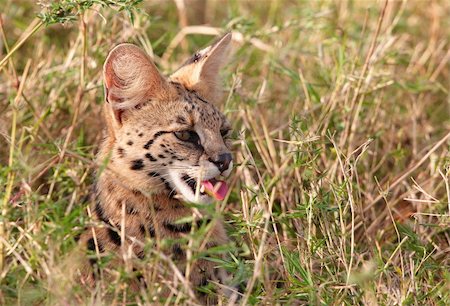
left=0, top=0, right=449, bottom=304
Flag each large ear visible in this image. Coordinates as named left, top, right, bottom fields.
left=169, top=33, right=232, bottom=103
left=103, top=43, right=171, bottom=123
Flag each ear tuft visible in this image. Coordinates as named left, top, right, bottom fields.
left=169, top=33, right=233, bottom=103
left=103, top=43, right=168, bottom=110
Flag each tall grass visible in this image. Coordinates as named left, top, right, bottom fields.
left=1, top=0, right=449, bottom=304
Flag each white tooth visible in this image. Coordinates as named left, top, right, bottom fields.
left=200, top=185, right=205, bottom=193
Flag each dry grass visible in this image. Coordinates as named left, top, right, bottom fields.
left=1, top=0, right=449, bottom=304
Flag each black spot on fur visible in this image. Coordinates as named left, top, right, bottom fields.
left=127, top=140, right=133, bottom=146
left=145, top=153, right=157, bottom=162
left=89, top=258, right=100, bottom=280
left=139, top=224, right=155, bottom=237
left=94, top=201, right=109, bottom=223
left=176, top=116, right=187, bottom=124
left=74, top=232, right=82, bottom=242
left=143, top=139, right=154, bottom=149
left=130, top=159, right=144, bottom=170
left=126, top=202, right=139, bottom=215
left=164, top=221, right=191, bottom=233
left=197, top=218, right=212, bottom=228
left=138, top=133, right=144, bottom=137
left=182, top=174, right=196, bottom=192
left=108, top=228, right=121, bottom=246
left=87, top=237, right=104, bottom=253
left=148, top=171, right=160, bottom=178
left=117, top=147, right=125, bottom=158
left=159, top=177, right=175, bottom=197
left=143, top=131, right=170, bottom=149
left=139, top=224, right=146, bottom=235
left=136, top=250, right=145, bottom=259
left=158, top=154, right=165, bottom=159
left=86, top=238, right=97, bottom=252
left=172, top=243, right=184, bottom=259
left=198, top=277, right=209, bottom=287
left=148, top=226, right=156, bottom=237
left=87, top=237, right=104, bottom=278
left=89, top=258, right=97, bottom=270
left=153, top=131, right=168, bottom=138
left=153, top=204, right=162, bottom=211
left=160, top=144, right=166, bottom=148
left=184, top=93, right=193, bottom=104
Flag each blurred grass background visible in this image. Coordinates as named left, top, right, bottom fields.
left=0, top=0, right=449, bottom=304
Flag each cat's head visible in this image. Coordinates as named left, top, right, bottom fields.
left=101, top=34, right=233, bottom=204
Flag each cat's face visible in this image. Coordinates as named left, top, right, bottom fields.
left=102, top=34, right=233, bottom=204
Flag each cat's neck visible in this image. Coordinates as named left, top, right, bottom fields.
left=94, top=170, right=185, bottom=223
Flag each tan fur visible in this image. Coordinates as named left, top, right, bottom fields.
left=170, top=33, right=232, bottom=103
left=78, top=34, right=234, bottom=303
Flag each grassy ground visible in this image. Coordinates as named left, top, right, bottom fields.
left=1, top=0, right=449, bottom=304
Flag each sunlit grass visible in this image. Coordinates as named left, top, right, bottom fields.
left=1, top=0, right=449, bottom=304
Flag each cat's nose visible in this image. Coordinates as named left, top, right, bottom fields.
left=210, top=153, right=233, bottom=173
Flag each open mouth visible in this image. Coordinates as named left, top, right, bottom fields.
left=181, top=174, right=229, bottom=201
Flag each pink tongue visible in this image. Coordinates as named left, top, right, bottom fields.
left=201, top=179, right=229, bottom=200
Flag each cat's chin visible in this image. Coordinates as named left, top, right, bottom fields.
left=176, top=193, right=214, bottom=205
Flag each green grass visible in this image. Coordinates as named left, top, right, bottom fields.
left=1, top=0, right=449, bottom=304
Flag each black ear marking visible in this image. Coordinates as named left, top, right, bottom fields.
left=180, top=52, right=202, bottom=67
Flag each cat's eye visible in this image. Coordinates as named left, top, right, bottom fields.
left=174, top=130, right=201, bottom=145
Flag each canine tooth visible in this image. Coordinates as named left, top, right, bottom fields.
left=200, top=185, right=205, bottom=193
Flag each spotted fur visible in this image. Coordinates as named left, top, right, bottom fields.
left=77, top=34, right=235, bottom=302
